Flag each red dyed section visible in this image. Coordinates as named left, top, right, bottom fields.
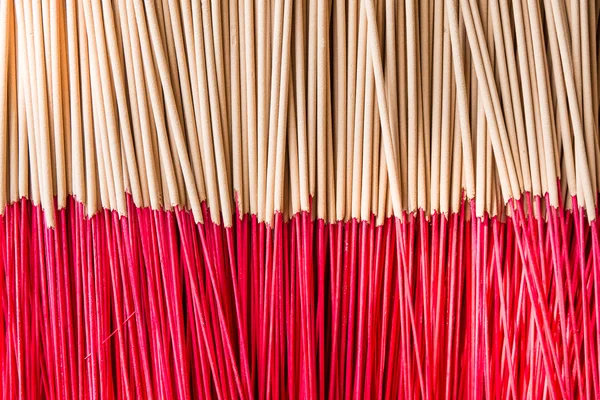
left=1, top=195, right=599, bottom=399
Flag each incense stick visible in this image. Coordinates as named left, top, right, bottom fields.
left=2, top=1, right=600, bottom=398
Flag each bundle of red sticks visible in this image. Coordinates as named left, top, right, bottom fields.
left=1, top=0, right=600, bottom=399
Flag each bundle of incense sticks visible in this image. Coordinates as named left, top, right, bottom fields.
left=1, top=0, right=600, bottom=398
